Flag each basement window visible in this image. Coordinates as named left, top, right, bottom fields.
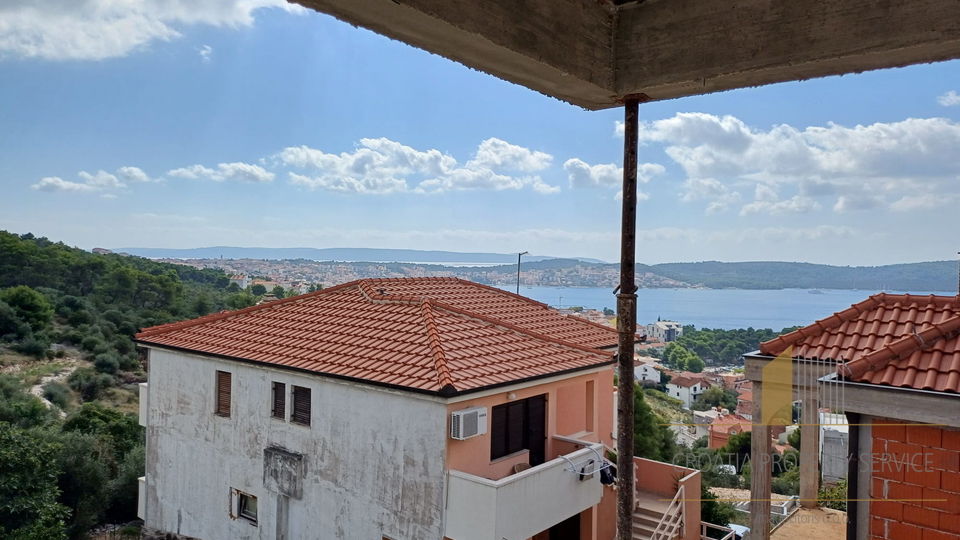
left=291, top=386, right=311, bottom=426
left=238, top=492, right=258, bottom=525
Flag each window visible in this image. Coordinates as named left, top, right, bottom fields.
left=215, top=371, right=231, bottom=417
left=291, top=386, right=311, bottom=426
left=271, top=382, right=286, bottom=419
left=238, top=492, right=257, bottom=524
left=490, top=394, right=546, bottom=464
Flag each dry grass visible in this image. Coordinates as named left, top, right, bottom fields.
left=97, top=386, right=140, bottom=415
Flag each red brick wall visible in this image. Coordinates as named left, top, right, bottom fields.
left=869, top=418, right=960, bottom=540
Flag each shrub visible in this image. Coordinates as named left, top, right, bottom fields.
left=0, top=286, right=54, bottom=333
left=118, top=353, right=140, bottom=372
left=43, top=382, right=72, bottom=410
left=13, top=335, right=51, bottom=359
left=67, top=368, right=114, bottom=402
left=80, top=335, right=102, bottom=353
left=93, top=354, right=120, bottom=375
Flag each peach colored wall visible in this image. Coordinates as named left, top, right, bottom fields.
left=596, top=486, right=617, bottom=540
left=557, top=383, right=587, bottom=435
left=634, top=457, right=700, bottom=540
left=445, top=368, right=614, bottom=482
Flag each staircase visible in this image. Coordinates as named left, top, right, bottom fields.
left=632, top=505, right=668, bottom=539
left=633, top=485, right=685, bottom=540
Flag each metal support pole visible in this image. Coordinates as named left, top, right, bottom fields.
left=616, top=96, right=640, bottom=540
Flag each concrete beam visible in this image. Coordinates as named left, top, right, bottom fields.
left=615, top=0, right=960, bottom=102
left=293, top=0, right=615, bottom=109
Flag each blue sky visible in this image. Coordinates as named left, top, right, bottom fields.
left=2, top=2, right=960, bottom=266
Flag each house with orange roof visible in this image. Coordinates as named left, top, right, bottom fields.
left=666, top=374, right=704, bottom=409
left=133, top=277, right=701, bottom=540
left=708, top=412, right=751, bottom=450
left=743, top=293, right=960, bottom=540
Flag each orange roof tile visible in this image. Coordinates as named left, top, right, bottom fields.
left=137, top=278, right=616, bottom=395
left=759, top=293, right=960, bottom=393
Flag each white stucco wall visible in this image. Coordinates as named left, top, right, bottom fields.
left=668, top=383, right=701, bottom=409
left=144, top=347, right=449, bottom=540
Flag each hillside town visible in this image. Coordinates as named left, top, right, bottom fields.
left=144, top=256, right=693, bottom=292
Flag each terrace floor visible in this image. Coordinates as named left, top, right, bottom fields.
left=772, top=508, right=846, bottom=540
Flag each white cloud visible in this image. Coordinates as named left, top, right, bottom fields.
left=890, top=194, right=959, bottom=212
left=31, top=166, right=151, bottom=194
left=938, top=91, right=960, bottom=107
left=617, top=113, right=960, bottom=213
left=564, top=159, right=621, bottom=188
left=198, top=44, right=212, bottom=63
left=167, top=162, right=274, bottom=183
left=740, top=195, right=821, bottom=216
left=279, top=137, right=559, bottom=194
left=680, top=178, right=741, bottom=215
left=117, top=166, right=154, bottom=184
left=468, top=138, right=552, bottom=172
left=0, top=1, right=301, bottom=61
left=31, top=176, right=98, bottom=193
left=832, top=194, right=886, bottom=213
left=565, top=159, right=663, bottom=203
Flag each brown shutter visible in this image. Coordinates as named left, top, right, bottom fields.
left=272, top=382, right=286, bottom=419
left=506, top=401, right=526, bottom=455
left=291, top=386, right=311, bottom=426
left=490, top=403, right=508, bottom=460
left=216, top=371, right=231, bottom=417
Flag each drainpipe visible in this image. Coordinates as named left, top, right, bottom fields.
left=846, top=412, right=860, bottom=540
left=616, top=95, right=642, bottom=540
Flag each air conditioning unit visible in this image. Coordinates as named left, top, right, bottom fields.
left=450, top=406, right=487, bottom=440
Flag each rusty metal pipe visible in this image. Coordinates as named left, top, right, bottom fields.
left=616, top=96, right=640, bottom=540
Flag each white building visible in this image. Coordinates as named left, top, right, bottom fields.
left=135, top=278, right=622, bottom=540
left=645, top=320, right=683, bottom=343
left=633, top=358, right=661, bottom=385
left=666, top=375, right=703, bottom=409
left=229, top=274, right=250, bottom=289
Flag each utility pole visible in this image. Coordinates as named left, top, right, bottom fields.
left=516, top=251, right=528, bottom=294
left=616, top=96, right=641, bottom=540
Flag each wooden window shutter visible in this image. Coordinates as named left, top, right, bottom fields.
left=215, top=371, right=231, bottom=417
left=271, top=382, right=286, bottom=419
left=291, top=386, right=311, bottom=426
left=490, top=403, right=508, bottom=460
left=505, top=401, right=526, bottom=455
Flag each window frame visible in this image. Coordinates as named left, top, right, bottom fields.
left=215, top=370, right=232, bottom=417
left=290, top=385, right=311, bottom=427
left=236, top=491, right=258, bottom=525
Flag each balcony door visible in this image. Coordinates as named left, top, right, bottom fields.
left=490, top=394, right=547, bottom=466
left=549, top=513, right=580, bottom=540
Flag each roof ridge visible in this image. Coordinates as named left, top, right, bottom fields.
left=427, top=299, right=612, bottom=360
left=420, top=301, right=455, bottom=392
left=455, top=278, right=622, bottom=334
left=844, top=312, right=960, bottom=379
left=137, top=280, right=360, bottom=338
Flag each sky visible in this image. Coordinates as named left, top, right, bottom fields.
left=1, top=1, right=960, bottom=266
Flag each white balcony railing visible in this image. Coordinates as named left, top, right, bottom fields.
left=445, top=444, right=604, bottom=540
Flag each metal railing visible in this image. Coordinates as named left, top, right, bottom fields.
left=700, top=522, right=736, bottom=540
left=650, top=484, right=684, bottom=540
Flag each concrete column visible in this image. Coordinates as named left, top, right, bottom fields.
left=799, top=392, right=821, bottom=508
left=275, top=494, right=289, bottom=540
left=749, top=380, right=772, bottom=540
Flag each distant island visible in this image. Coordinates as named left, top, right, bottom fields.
left=104, top=245, right=959, bottom=292
left=112, top=246, right=606, bottom=265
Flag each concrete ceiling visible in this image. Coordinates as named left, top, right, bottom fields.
left=294, top=0, right=960, bottom=110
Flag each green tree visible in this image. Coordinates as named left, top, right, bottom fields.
left=632, top=385, right=677, bottom=461
left=687, top=355, right=706, bottom=373
left=721, top=431, right=752, bottom=474
left=251, top=284, right=267, bottom=296
left=700, top=483, right=737, bottom=537
left=105, top=445, right=145, bottom=523
left=271, top=285, right=286, bottom=299
left=62, top=402, right=143, bottom=458
left=226, top=292, right=257, bottom=310
left=225, top=282, right=241, bottom=293
left=787, top=427, right=801, bottom=449
left=0, top=423, right=69, bottom=540
left=0, top=286, right=53, bottom=333
left=0, top=300, right=31, bottom=340
left=0, top=375, right=58, bottom=429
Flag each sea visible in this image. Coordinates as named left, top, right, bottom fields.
left=496, top=287, right=956, bottom=331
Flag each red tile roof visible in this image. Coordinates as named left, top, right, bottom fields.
left=759, top=293, right=960, bottom=393
left=137, top=278, right=616, bottom=395
left=668, top=375, right=702, bottom=388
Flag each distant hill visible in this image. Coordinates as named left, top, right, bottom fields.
left=113, top=246, right=607, bottom=265
left=642, top=260, right=958, bottom=292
